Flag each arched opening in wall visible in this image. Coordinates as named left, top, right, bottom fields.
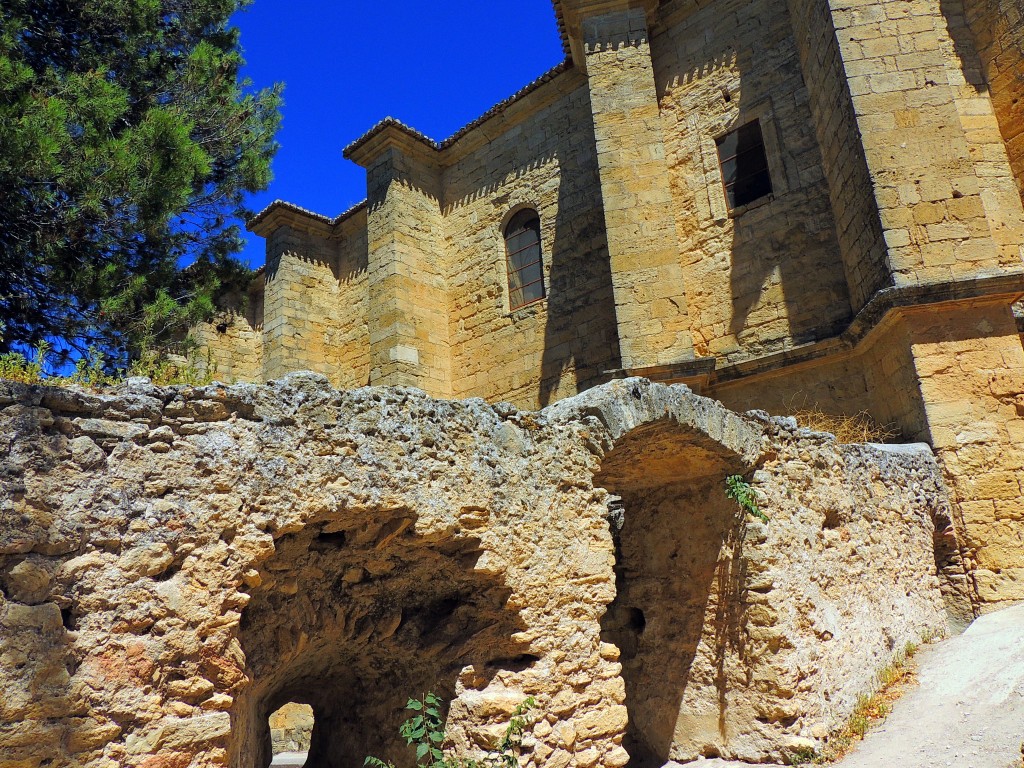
left=229, top=509, right=533, bottom=768
left=267, top=702, right=314, bottom=766
left=596, top=420, right=751, bottom=767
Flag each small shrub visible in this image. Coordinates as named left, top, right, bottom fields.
left=812, top=640, right=919, bottom=763
left=0, top=344, right=214, bottom=389
left=787, top=745, right=818, bottom=766
left=366, top=693, right=535, bottom=768
left=0, top=342, right=49, bottom=384
left=725, top=475, right=768, bottom=523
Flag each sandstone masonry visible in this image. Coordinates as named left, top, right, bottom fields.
left=0, top=376, right=968, bottom=768
left=199, top=0, right=1024, bottom=609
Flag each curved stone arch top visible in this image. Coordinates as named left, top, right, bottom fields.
left=545, top=376, right=765, bottom=489
left=547, top=379, right=770, bottom=766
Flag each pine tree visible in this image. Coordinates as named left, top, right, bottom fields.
left=0, top=0, right=281, bottom=366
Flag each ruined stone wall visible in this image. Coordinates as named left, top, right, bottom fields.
left=0, top=376, right=962, bottom=768
left=441, top=70, right=618, bottom=409
left=652, top=0, right=853, bottom=362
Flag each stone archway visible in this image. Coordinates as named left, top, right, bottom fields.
left=230, top=508, right=531, bottom=768
left=595, top=422, right=752, bottom=765
left=547, top=379, right=764, bottom=765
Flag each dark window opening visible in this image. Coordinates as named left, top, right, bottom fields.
left=716, top=120, right=773, bottom=210
left=504, top=209, right=545, bottom=310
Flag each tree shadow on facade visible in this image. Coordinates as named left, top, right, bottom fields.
left=595, top=420, right=750, bottom=765
left=229, top=508, right=532, bottom=768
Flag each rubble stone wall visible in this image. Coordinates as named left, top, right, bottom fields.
left=0, top=376, right=964, bottom=768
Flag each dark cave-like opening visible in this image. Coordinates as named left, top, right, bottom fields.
left=229, top=510, right=532, bottom=768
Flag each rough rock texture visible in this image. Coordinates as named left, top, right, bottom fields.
left=0, top=375, right=964, bottom=768
left=268, top=703, right=312, bottom=755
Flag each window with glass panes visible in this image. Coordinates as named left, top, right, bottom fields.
left=504, top=210, right=545, bottom=310
left=716, top=120, right=773, bottom=210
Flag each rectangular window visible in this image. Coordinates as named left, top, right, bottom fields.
left=716, top=120, right=773, bottom=210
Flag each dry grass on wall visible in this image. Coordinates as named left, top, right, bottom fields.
left=791, top=405, right=899, bottom=444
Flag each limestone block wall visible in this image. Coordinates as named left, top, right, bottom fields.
left=442, top=69, right=620, bottom=408
left=365, top=148, right=452, bottom=395
left=0, top=376, right=962, bottom=768
left=262, top=217, right=370, bottom=389
left=785, top=0, right=890, bottom=311
left=653, top=0, right=854, bottom=361
left=959, top=0, right=1024, bottom=200
left=191, top=312, right=263, bottom=385
left=896, top=302, right=1024, bottom=606
left=583, top=7, right=697, bottom=372
left=808, top=0, right=1024, bottom=286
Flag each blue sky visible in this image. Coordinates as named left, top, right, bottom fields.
left=232, top=0, right=566, bottom=267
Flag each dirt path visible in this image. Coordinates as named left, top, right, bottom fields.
left=689, top=604, right=1024, bottom=768
left=837, top=602, right=1024, bottom=768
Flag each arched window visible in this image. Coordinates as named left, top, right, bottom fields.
left=504, top=210, right=545, bottom=310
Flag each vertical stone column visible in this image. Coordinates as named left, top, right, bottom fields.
left=788, top=0, right=1024, bottom=606
left=792, top=0, right=1024, bottom=289
left=578, top=4, right=698, bottom=373
left=261, top=224, right=338, bottom=382
left=895, top=302, right=1024, bottom=608
left=960, top=0, right=1024, bottom=201
left=359, top=140, right=452, bottom=396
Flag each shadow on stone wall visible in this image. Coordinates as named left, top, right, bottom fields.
left=593, top=416, right=751, bottom=765
left=538, top=88, right=621, bottom=407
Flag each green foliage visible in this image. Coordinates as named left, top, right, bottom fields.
left=0, top=341, right=49, bottom=384
left=0, top=340, right=213, bottom=388
left=725, top=475, right=768, bottom=523
left=786, top=745, right=818, bottom=766
left=366, top=693, right=536, bottom=768
left=0, top=0, right=281, bottom=364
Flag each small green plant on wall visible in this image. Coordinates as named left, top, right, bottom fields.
left=366, top=692, right=536, bottom=768
left=725, top=475, right=769, bottom=523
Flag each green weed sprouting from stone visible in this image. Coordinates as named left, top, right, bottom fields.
left=786, top=745, right=818, bottom=766
left=366, top=692, right=536, bottom=768
left=725, top=475, right=768, bottom=523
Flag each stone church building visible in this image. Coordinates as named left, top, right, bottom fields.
left=199, top=0, right=1024, bottom=607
